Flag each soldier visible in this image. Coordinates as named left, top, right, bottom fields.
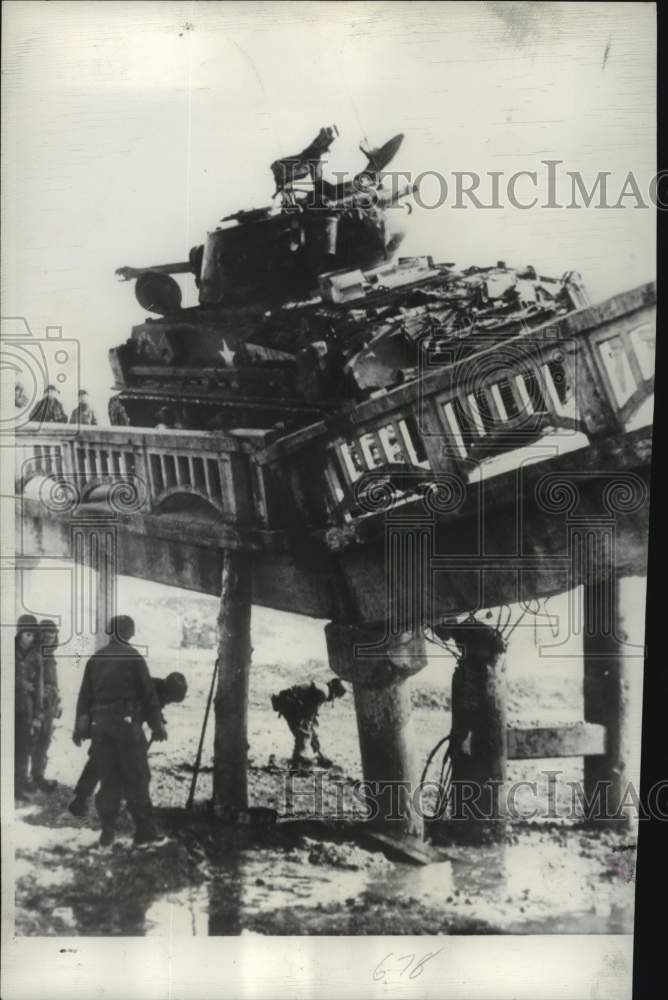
left=69, top=672, right=187, bottom=817
left=29, top=384, right=67, bottom=423
left=108, top=395, right=131, bottom=426
left=30, top=619, right=63, bottom=792
left=72, top=614, right=167, bottom=847
left=271, top=678, right=346, bottom=769
left=69, top=389, right=98, bottom=425
left=154, top=406, right=171, bottom=429
left=14, top=614, right=42, bottom=800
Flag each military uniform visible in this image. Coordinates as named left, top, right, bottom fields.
left=30, top=626, right=61, bottom=788
left=72, top=676, right=174, bottom=807
left=29, top=394, right=67, bottom=423
left=74, top=635, right=164, bottom=842
left=69, top=402, right=97, bottom=425
left=108, top=395, right=130, bottom=426
left=271, top=682, right=330, bottom=766
left=15, top=630, right=43, bottom=796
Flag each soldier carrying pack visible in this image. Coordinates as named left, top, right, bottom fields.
left=271, top=678, right=346, bottom=769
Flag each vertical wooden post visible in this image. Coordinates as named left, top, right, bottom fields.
left=212, top=549, right=252, bottom=820
left=583, top=575, right=645, bottom=829
left=449, top=621, right=507, bottom=842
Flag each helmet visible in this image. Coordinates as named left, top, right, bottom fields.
left=327, top=678, right=346, bottom=699
left=163, top=672, right=188, bottom=703
left=17, top=614, right=38, bottom=635
left=109, top=615, right=135, bottom=641
left=39, top=618, right=59, bottom=644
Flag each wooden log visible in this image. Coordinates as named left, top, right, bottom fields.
left=507, top=722, right=606, bottom=760
left=212, top=549, right=252, bottom=819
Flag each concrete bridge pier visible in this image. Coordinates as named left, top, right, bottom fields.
left=583, top=575, right=646, bottom=830
left=447, top=620, right=508, bottom=843
left=325, top=622, right=428, bottom=841
left=212, top=550, right=252, bottom=820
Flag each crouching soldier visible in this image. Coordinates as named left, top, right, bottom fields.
left=72, top=614, right=168, bottom=848
left=30, top=619, right=62, bottom=792
left=15, top=615, right=42, bottom=801
left=271, top=678, right=346, bottom=769
left=69, top=671, right=187, bottom=817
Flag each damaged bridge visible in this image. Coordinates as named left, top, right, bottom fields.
left=15, top=282, right=655, bottom=845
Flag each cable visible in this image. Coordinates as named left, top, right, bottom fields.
left=419, top=733, right=450, bottom=789
left=424, top=627, right=460, bottom=660
left=420, top=732, right=452, bottom=821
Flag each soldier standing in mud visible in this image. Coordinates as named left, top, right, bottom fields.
left=69, top=671, right=187, bottom=817
left=14, top=614, right=43, bottom=801
left=30, top=619, right=62, bottom=792
left=72, top=614, right=168, bottom=847
left=271, top=678, right=346, bottom=769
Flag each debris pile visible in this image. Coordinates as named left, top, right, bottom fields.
left=255, top=258, right=589, bottom=402
left=287, top=836, right=394, bottom=871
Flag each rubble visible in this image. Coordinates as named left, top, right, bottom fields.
left=286, top=836, right=394, bottom=871
left=270, top=258, right=590, bottom=400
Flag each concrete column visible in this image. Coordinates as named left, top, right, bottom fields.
left=447, top=620, right=507, bottom=842
left=212, top=549, right=252, bottom=820
left=325, top=622, right=427, bottom=841
left=583, top=575, right=646, bottom=829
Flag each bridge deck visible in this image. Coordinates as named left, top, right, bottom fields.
left=15, top=282, right=655, bottom=619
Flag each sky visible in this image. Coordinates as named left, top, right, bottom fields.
left=2, top=1, right=656, bottom=417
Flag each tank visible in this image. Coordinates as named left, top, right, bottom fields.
left=108, top=125, right=589, bottom=432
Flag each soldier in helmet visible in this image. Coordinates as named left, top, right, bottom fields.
left=271, top=678, right=346, bottom=769
left=108, top=395, right=131, bottom=426
left=30, top=619, right=63, bottom=791
left=71, top=614, right=168, bottom=847
left=69, top=670, right=187, bottom=820
left=14, top=614, right=42, bottom=800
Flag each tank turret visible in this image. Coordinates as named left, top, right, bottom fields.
left=115, top=126, right=413, bottom=312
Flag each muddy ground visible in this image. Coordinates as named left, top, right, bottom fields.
left=12, top=586, right=637, bottom=936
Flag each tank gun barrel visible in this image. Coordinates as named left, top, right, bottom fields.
left=115, top=262, right=193, bottom=282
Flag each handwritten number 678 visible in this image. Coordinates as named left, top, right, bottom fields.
left=373, top=949, right=443, bottom=982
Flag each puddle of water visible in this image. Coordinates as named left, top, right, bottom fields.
left=371, top=840, right=635, bottom=933
left=143, top=836, right=635, bottom=936
left=144, top=853, right=372, bottom=935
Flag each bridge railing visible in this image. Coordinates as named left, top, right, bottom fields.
left=261, top=283, right=655, bottom=529
left=15, top=424, right=266, bottom=524
left=15, top=283, right=655, bottom=534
